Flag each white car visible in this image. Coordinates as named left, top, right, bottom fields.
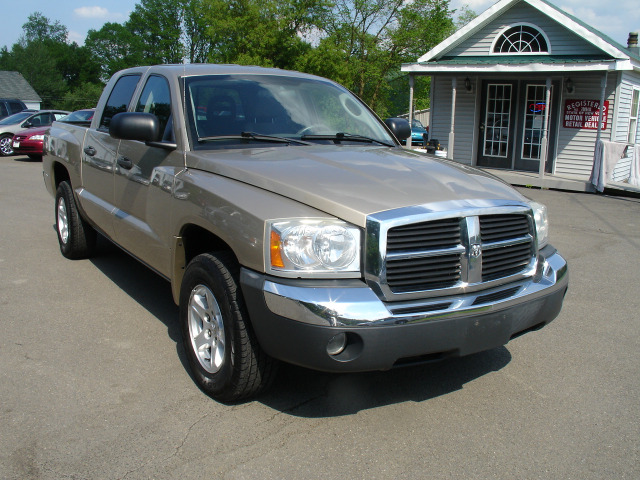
left=0, top=110, right=69, bottom=156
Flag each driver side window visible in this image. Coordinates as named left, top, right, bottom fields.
left=135, top=75, right=173, bottom=141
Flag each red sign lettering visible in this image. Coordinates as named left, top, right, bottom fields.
left=563, top=99, right=609, bottom=130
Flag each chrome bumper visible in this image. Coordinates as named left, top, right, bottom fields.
left=240, top=246, right=568, bottom=372
left=255, top=248, right=567, bottom=328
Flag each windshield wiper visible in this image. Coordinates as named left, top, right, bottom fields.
left=300, top=132, right=394, bottom=147
left=197, top=131, right=312, bottom=146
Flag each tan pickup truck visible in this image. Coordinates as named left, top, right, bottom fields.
left=43, top=64, right=568, bottom=402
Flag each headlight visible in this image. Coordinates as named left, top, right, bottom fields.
left=30, top=134, right=45, bottom=141
left=267, top=219, right=361, bottom=277
left=529, top=201, right=549, bottom=248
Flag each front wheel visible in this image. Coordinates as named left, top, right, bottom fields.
left=180, top=252, right=277, bottom=402
left=0, top=134, right=14, bottom=156
left=55, top=181, right=97, bottom=259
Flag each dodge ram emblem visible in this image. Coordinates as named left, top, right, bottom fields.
left=470, top=244, right=482, bottom=258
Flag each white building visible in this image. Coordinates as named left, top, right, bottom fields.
left=402, top=0, right=640, bottom=190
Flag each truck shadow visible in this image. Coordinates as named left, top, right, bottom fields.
left=258, top=347, right=511, bottom=417
left=89, top=236, right=181, bottom=343
left=88, top=236, right=512, bottom=417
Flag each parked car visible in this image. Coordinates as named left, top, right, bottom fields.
left=12, top=109, right=95, bottom=160
left=410, top=119, right=429, bottom=146
left=0, top=98, right=27, bottom=120
left=399, top=119, right=429, bottom=146
left=0, top=110, right=69, bottom=156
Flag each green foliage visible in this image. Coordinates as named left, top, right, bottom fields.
left=297, top=0, right=455, bottom=115
left=199, top=0, right=328, bottom=69
left=59, top=83, right=104, bottom=111
left=85, top=23, right=146, bottom=82
left=20, top=12, right=68, bottom=45
left=127, top=0, right=185, bottom=64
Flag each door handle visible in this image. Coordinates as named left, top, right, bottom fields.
left=117, top=156, right=133, bottom=170
left=83, top=146, right=96, bottom=156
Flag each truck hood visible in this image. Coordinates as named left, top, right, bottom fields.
left=186, top=145, right=528, bottom=226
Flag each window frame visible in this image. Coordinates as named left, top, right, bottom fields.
left=491, top=23, right=551, bottom=55
left=98, top=74, right=142, bottom=132
left=135, top=74, right=174, bottom=142
left=627, top=87, right=640, bottom=145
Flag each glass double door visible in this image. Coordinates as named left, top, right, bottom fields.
left=477, top=80, right=558, bottom=172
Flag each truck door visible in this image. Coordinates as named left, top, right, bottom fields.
left=80, top=74, right=141, bottom=239
left=112, top=74, right=184, bottom=276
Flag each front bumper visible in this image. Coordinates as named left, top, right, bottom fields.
left=241, top=245, right=568, bottom=372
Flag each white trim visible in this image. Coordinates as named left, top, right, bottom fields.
left=628, top=87, right=640, bottom=145
left=415, top=0, right=631, bottom=63
left=402, top=61, right=621, bottom=74
left=490, top=23, right=551, bottom=55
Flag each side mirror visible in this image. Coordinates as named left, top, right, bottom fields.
left=384, top=117, right=411, bottom=141
left=109, top=112, right=160, bottom=142
left=22, top=121, right=32, bottom=128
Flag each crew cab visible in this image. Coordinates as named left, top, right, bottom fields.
left=43, top=64, right=568, bottom=402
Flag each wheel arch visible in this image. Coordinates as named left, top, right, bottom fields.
left=52, top=161, right=71, bottom=189
left=171, top=223, right=239, bottom=305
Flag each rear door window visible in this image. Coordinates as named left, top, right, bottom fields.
left=98, top=75, right=141, bottom=131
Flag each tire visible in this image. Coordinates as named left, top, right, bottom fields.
left=55, top=181, right=97, bottom=259
left=0, top=134, right=14, bottom=156
left=180, top=252, right=277, bottom=402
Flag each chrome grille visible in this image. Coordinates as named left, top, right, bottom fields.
left=386, top=218, right=462, bottom=293
left=373, top=208, right=536, bottom=299
left=387, top=253, right=462, bottom=292
left=387, top=218, right=461, bottom=253
left=480, top=214, right=534, bottom=282
left=480, top=214, right=530, bottom=241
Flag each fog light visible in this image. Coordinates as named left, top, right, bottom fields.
left=327, top=333, right=347, bottom=356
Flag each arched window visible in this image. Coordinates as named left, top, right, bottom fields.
left=493, top=25, right=549, bottom=54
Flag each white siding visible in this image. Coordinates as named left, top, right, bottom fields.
left=428, top=76, right=477, bottom=165
left=554, top=74, right=617, bottom=179
left=610, top=72, right=640, bottom=182
left=447, top=3, right=604, bottom=57
left=430, top=76, right=452, bottom=150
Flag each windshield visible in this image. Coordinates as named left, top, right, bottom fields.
left=0, top=111, right=32, bottom=125
left=412, top=119, right=425, bottom=130
left=60, top=110, right=94, bottom=123
left=184, top=74, right=394, bottom=149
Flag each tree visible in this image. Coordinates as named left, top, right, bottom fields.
left=127, top=0, right=185, bottom=64
left=85, top=23, right=146, bottom=82
left=60, top=82, right=105, bottom=111
left=296, top=0, right=455, bottom=115
left=19, top=12, right=68, bottom=45
left=199, top=0, right=329, bottom=69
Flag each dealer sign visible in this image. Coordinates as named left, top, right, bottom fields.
left=563, top=99, right=609, bottom=130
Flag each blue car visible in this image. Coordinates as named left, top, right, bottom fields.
left=402, top=119, right=428, bottom=146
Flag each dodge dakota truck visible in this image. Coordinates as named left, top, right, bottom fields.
left=43, top=64, right=568, bottom=402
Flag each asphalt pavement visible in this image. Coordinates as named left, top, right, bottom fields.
left=1, top=154, right=639, bottom=479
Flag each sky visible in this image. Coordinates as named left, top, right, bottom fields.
left=0, top=0, right=638, bottom=52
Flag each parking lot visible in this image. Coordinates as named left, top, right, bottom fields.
left=1, top=154, right=639, bottom=479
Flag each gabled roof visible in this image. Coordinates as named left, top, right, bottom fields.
left=408, top=0, right=638, bottom=69
left=0, top=71, right=42, bottom=101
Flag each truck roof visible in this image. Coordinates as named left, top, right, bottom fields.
left=116, top=63, right=328, bottom=82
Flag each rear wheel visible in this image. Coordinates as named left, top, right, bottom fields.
left=0, top=134, right=13, bottom=156
left=55, top=181, right=97, bottom=259
left=180, top=252, right=276, bottom=402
